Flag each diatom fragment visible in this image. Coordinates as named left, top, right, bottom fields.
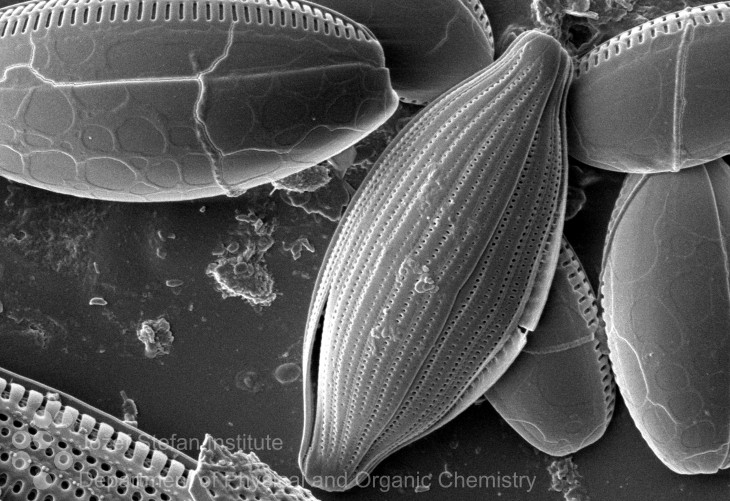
left=0, top=0, right=397, bottom=201
left=601, top=158, right=730, bottom=474
left=0, top=367, right=196, bottom=501
left=188, top=434, right=319, bottom=501
left=486, top=236, right=616, bottom=456
left=312, top=0, right=494, bottom=104
left=567, top=3, right=730, bottom=173
left=299, top=30, right=572, bottom=490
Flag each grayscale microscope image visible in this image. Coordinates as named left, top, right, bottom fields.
left=0, top=1, right=728, bottom=500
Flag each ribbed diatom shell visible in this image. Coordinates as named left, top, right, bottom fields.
left=0, top=368, right=196, bottom=500
left=601, top=159, right=730, bottom=474
left=312, top=0, right=494, bottom=104
left=0, top=0, right=397, bottom=201
left=567, top=3, right=730, bottom=173
left=299, top=30, right=572, bottom=491
left=486, top=236, right=616, bottom=457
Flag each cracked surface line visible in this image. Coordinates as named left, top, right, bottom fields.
left=193, top=18, right=238, bottom=196
left=671, top=22, right=694, bottom=171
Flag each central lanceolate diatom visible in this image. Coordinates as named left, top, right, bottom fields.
left=299, top=30, right=572, bottom=491
left=0, top=0, right=397, bottom=201
left=567, top=3, right=730, bottom=173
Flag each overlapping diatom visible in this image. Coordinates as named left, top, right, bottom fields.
left=601, top=159, right=730, bottom=474
left=0, top=0, right=397, bottom=201
left=299, top=30, right=572, bottom=491
left=312, top=0, right=494, bottom=104
left=486, top=236, right=616, bottom=457
left=567, top=3, right=730, bottom=173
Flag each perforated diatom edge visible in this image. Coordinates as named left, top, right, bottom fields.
left=0, top=0, right=376, bottom=43
left=463, top=0, right=494, bottom=51
left=574, top=2, right=730, bottom=78
left=559, top=238, right=616, bottom=422
left=0, top=375, right=194, bottom=488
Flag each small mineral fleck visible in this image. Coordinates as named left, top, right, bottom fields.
left=89, top=297, right=107, bottom=306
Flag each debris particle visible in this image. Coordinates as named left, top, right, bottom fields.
left=89, top=297, right=108, bottom=306
left=165, top=279, right=184, bottom=288
left=235, top=370, right=265, bottom=393
left=283, top=237, right=315, bottom=260
left=120, top=390, right=138, bottom=427
left=548, top=457, right=591, bottom=501
left=136, top=317, right=174, bottom=358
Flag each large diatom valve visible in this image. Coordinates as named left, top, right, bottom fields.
left=601, top=159, right=730, bottom=474
left=299, top=30, right=573, bottom=491
left=0, top=0, right=398, bottom=201
left=309, top=0, right=495, bottom=104
left=486, top=236, right=616, bottom=457
left=567, top=3, right=730, bottom=173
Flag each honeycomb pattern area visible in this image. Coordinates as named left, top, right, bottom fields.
left=299, top=30, right=573, bottom=491
left=601, top=159, right=730, bottom=474
left=0, top=372, right=194, bottom=501
left=310, top=0, right=494, bottom=104
left=567, top=3, right=730, bottom=173
left=0, top=0, right=398, bottom=201
left=486, top=236, right=617, bottom=457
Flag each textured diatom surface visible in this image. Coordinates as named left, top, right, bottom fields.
left=601, top=159, right=730, bottom=474
left=312, top=0, right=494, bottom=104
left=299, top=30, right=572, bottom=491
left=567, top=3, right=730, bottom=173
left=0, top=0, right=397, bottom=201
left=0, top=368, right=196, bottom=500
left=486, top=236, right=616, bottom=457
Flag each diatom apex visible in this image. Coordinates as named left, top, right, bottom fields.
left=312, top=0, right=494, bottom=104
left=601, top=158, right=730, bottom=474
left=486, top=236, right=616, bottom=457
left=0, top=0, right=397, bottom=201
left=567, top=3, right=730, bottom=173
left=299, top=30, right=572, bottom=491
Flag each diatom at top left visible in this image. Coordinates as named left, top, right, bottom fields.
left=0, top=0, right=398, bottom=201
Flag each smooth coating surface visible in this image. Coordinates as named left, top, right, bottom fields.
left=486, top=236, right=616, bottom=457
left=601, top=159, right=730, bottom=474
left=299, top=30, right=572, bottom=491
left=567, top=3, right=730, bottom=173
left=0, top=0, right=397, bottom=201
left=312, top=0, right=494, bottom=104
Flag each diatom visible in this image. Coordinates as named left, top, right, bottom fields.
left=0, top=367, right=316, bottom=501
left=311, top=0, right=494, bottom=104
left=486, top=236, right=616, bottom=457
left=567, top=3, right=730, bottom=173
left=0, top=0, right=397, bottom=201
left=299, top=30, right=572, bottom=491
left=601, top=158, right=730, bottom=474
left=0, top=367, right=196, bottom=500
left=189, top=434, right=319, bottom=501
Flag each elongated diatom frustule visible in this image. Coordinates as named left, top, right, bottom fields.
left=486, top=236, right=616, bottom=457
left=567, top=3, right=730, bottom=173
left=309, top=0, right=494, bottom=104
left=601, top=159, right=730, bottom=474
left=0, top=0, right=397, bottom=201
left=299, top=30, right=572, bottom=491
